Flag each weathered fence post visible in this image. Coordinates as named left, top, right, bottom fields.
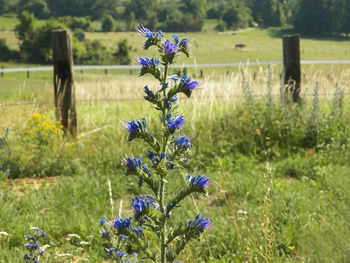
left=283, top=34, right=301, bottom=104
left=52, top=29, right=77, bottom=137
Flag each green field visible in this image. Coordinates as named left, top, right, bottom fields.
left=1, top=22, right=350, bottom=262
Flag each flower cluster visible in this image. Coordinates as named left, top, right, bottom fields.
left=24, top=114, right=64, bottom=144
left=23, top=227, right=47, bottom=263
left=101, top=25, right=210, bottom=263
left=132, top=195, right=159, bottom=217
left=166, top=114, right=184, bottom=134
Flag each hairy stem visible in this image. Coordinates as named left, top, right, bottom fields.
left=160, top=62, right=169, bottom=263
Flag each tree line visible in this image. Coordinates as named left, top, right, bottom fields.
left=0, top=0, right=349, bottom=36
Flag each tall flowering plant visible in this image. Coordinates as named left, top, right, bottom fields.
left=100, top=25, right=210, bottom=263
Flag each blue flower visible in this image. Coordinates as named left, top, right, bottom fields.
left=164, top=40, right=177, bottom=55
left=164, top=94, right=178, bottom=110
left=179, top=38, right=189, bottom=48
left=107, top=248, right=114, bottom=254
left=40, top=231, right=46, bottom=237
left=113, top=217, right=132, bottom=230
left=186, top=175, right=210, bottom=189
left=168, top=74, right=179, bottom=83
left=172, top=34, right=179, bottom=44
left=117, top=251, right=127, bottom=258
left=159, top=82, right=169, bottom=92
left=121, top=156, right=143, bottom=173
left=24, top=243, right=40, bottom=250
left=174, top=136, right=191, bottom=151
left=144, top=86, right=154, bottom=97
left=166, top=114, right=184, bottom=134
left=101, top=231, right=108, bottom=237
left=100, top=216, right=107, bottom=226
left=133, top=226, right=145, bottom=238
left=147, top=151, right=165, bottom=166
left=118, top=235, right=128, bottom=241
left=135, top=56, right=162, bottom=80
left=188, top=214, right=211, bottom=229
left=137, top=25, right=163, bottom=39
left=181, top=76, right=199, bottom=92
left=121, top=118, right=147, bottom=141
left=135, top=56, right=160, bottom=68
left=132, top=195, right=159, bottom=216
left=40, top=250, right=45, bottom=256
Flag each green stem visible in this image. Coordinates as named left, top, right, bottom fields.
left=160, top=62, right=169, bottom=263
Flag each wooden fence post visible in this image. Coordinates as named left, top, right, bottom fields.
left=283, top=34, right=301, bottom=104
left=52, top=29, right=77, bottom=137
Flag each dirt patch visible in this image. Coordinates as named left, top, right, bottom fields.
left=4, top=176, right=60, bottom=196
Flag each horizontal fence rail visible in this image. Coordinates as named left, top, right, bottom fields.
left=1, top=60, right=350, bottom=73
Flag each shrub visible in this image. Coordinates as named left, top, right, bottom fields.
left=113, top=39, right=132, bottom=65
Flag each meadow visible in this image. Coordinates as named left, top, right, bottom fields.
left=1, top=26, right=350, bottom=262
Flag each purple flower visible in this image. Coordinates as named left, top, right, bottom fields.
left=188, top=214, right=211, bottom=229
left=174, top=136, right=191, bottom=151
left=101, top=231, right=108, bottom=237
left=186, top=175, right=210, bottom=188
left=107, top=248, right=114, bottom=254
left=113, top=217, right=132, bottom=230
left=179, top=38, right=189, bottom=48
left=181, top=76, right=199, bottom=92
left=132, top=195, right=159, bottom=216
left=164, top=40, right=177, bottom=55
left=166, top=114, right=184, bottom=134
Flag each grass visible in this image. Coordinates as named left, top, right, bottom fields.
left=1, top=21, right=350, bottom=262
left=1, top=64, right=350, bottom=262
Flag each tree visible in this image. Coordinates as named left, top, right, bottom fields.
left=101, top=15, right=115, bottom=32
left=15, top=11, right=35, bottom=41
left=222, top=1, right=252, bottom=30
left=124, top=0, right=158, bottom=30
left=17, top=19, right=68, bottom=63
left=294, top=0, right=333, bottom=36
left=114, top=39, right=132, bottom=65
left=18, top=0, right=49, bottom=19
left=249, top=0, right=281, bottom=27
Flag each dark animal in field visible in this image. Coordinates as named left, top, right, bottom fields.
left=235, top=43, right=246, bottom=50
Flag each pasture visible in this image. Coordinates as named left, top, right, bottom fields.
left=1, top=27, right=350, bottom=262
